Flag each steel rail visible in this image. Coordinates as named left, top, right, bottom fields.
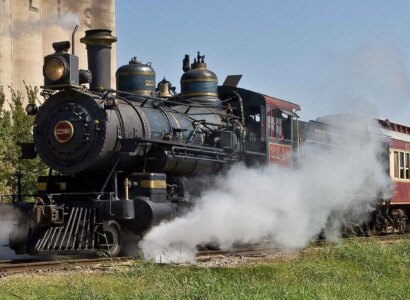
left=0, top=257, right=134, bottom=277
left=196, top=233, right=410, bottom=259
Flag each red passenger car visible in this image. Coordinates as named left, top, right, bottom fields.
left=378, top=119, right=410, bottom=232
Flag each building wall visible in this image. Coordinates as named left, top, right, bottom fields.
left=0, top=0, right=13, bottom=97
left=11, top=0, right=44, bottom=97
left=0, top=0, right=116, bottom=103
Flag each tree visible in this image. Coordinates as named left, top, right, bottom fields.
left=0, top=85, right=47, bottom=200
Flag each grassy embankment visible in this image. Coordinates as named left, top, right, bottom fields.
left=1, top=239, right=409, bottom=299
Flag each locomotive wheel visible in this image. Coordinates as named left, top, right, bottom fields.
left=97, top=220, right=122, bottom=257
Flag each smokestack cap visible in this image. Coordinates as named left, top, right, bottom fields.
left=80, top=29, right=117, bottom=47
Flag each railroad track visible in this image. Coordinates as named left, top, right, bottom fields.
left=1, top=233, right=409, bottom=275
left=196, top=245, right=279, bottom=258
left=0, top=257, right=134, bottom=277
left=196, top=233, right=410, bottom=259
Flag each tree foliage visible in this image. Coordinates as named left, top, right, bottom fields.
left=0, top=85, right=47, bottom=200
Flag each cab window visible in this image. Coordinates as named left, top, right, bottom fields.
left=268, top=108, right=283, bottom=139
left=245, top=106, right=262, bottom=142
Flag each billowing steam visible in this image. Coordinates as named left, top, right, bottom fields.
left=0, top=12, right=79, bottom=37
left=141, top=114, right=391, bottom=262
left=41, top=12, right=80, bottom=32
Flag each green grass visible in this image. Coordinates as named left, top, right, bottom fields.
left=1, top=239, right=410, bottom=299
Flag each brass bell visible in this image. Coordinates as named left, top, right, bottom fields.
left=158, top=77, right=173, bottom=98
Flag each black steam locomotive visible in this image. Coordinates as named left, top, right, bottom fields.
left=6, top=29, right=407, bottom=257
left=6, top=29, right=299, bottom=256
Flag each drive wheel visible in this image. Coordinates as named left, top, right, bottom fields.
left=97, top=220, right=122, bottom=257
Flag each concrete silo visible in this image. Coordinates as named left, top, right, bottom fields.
left=11, top=0, right=44, bottom=95
left=0, top=0, right=43, bottom=100
left=0, top=0, right=13, bottom=98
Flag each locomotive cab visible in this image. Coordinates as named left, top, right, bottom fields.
left=218, top=86, right=300, bottom=167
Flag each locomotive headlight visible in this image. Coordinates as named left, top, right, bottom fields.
left=44, top=57, right=67, bottom=82
left=43, top=41, right=79, bottom=89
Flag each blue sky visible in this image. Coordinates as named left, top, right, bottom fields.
left=115, top=0, right=410, bottom=123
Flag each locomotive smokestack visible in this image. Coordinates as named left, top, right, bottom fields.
left=80, top=29, right=117, bottom=91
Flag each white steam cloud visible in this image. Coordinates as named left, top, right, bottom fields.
left=141, top=114, right=391, bottom=263
left=42, top=12, right=79, bottom=32
left=1, top=12, right=79, bottom=37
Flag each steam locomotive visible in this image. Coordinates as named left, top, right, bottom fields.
left=5, top=29, right=409, bottom=257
